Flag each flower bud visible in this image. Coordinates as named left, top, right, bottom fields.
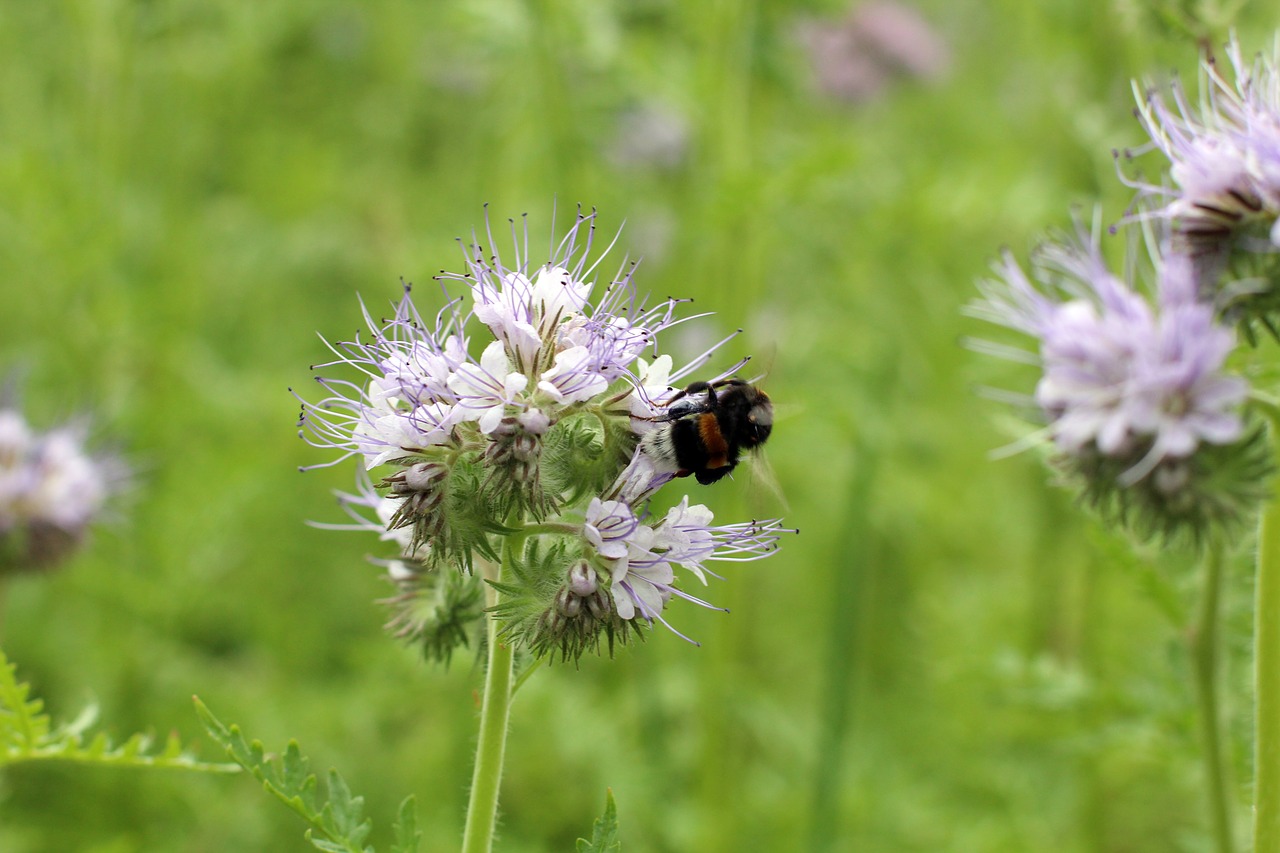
left=518, top=408, right=550, bottom=435
left=586, top=590, right=611, bottom=620
left=1154, top=461, right=1190, bottom=497
left=512, top=433, right=540, bottom=464
left=398, top=461, right=448, bottom=493
left=555, top=586, right=582, bottom=617
left=567, top=560, right=598, bottom=597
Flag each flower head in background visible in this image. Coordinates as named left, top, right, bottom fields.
left=0, top=404, right=124, bottom=574
left=1123, top=36, right=1280, bottom=337
left=795, top=1, right=949, bottom=104
left=972, top=224, right=1269, bottom=541
left=298, top=207, right=794, bottom=661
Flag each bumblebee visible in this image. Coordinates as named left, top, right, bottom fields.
left=639, top=378, right=773, bottom=485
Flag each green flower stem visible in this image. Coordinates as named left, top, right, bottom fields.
left=1256, top=488, right=1280, bottom=851
left=1192, top=541, right=1234, bottom=853
left=460, top=552, right=517, bottom=853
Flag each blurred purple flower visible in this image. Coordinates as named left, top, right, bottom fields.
left=974, top=230, right=1246, bottom=485
left=0, top=406, right=124, bottom=572
left=1124, top=37, right=1280, bottom=290
left=609, top=105, right=690, bottom=171
left=796, top=1, right=949, bottom=104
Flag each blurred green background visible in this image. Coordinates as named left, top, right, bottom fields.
left=0, top=1, right=1272, bottom=850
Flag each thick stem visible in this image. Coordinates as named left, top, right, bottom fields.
left=1256, top=494, right=1280, bottom=850
left=1192, top=542, right=1234, bottom=853
left=460, top=556, right=517, bottom=853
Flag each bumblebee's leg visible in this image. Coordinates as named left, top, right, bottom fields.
left=694, top=465, right=733, bottom=485
left=678, top=380, right=711, bottom=399
left=678, top=380, right=717, bottom=409
left=665, top=381, right=714, bottom=420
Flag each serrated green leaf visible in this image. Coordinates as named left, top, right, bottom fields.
left=195, top=697, right=402, bottom=853
left=307, top=836, right=354, bottom=853
left=281, top=742, right=323, bottom=815
left=576, top=789, right=621, bottom=853
left=389, top=796, right=421, bottom=853
left=324, top=768, right=373, bottom=844
left=0, top=656, right=235, bottom=773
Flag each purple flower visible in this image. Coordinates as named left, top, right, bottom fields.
left=583, top=497, right=639, bottom=561
left=298, top=205, right=796, bottom=657
left=536, top=345, right=610, bottom=405
left=300, top=288, right=468, bottom=470
left=1123, top=37, right=1280, bottom=292
left=437, top=210, right=676, bottom=386
left=795, top=1, right=950, bottom=104
left=448, top=341, right=529, bottom=434
left=581, top=495, right=791, bottom=640
left=975, top=230, right=1247, bottom=484
left=0, top=406, right=124, bottom=572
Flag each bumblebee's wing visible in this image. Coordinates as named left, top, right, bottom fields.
left=740, top=448, right=789, bottom=515
left=743, top=398, right=796, bottom=513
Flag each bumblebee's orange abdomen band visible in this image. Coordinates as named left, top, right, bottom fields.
left=698, top=413, right=729, bottom=469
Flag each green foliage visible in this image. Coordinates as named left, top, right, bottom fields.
left=1116, top=0, right=1250, bottom=42
left=542, top=407, right=638, bottom=505
left=1065, top=421, right=1274, bottom=545
left=0, top=649, right=233, bottom=774
left=405, top=457, right=507, bottom=572
left=1223, top=233, right=1280, bottom=346
left=575, top=789, right=620, bottom=853
left=2, top=0, right=1277, bottom=849
left=492, top=538, right=640, bottom=663
left=194, top=698, right=419, bottom=853
left=384, top=563, right=486, bottom=665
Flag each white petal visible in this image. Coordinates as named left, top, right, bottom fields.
left=478, top=405, right=505, bottom=434
left=480, top=340, right=511, bottom=375
left=613, top=589, right=636, bottom=621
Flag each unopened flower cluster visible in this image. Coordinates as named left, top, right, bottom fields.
left=974, top=37, right=1280, bottom=542
left=299, top=209, right=791, bottom=661
left=0, top=406, right=120, bottom=573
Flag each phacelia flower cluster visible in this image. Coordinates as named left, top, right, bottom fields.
left=1123, top=36, right=1280, bottom=336
left=299, top=208, right=793, bottom=661
left=973, top=227, right=1269, bottom=541
left=0, top=405, right=122, bottom=574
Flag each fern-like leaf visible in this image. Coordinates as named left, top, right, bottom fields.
left=195, top=697, right=419, bottom=853
left=576, top=789, right=621, bottom=852
left=389, top=796, right=421, bottom=853
left=0, top=649, right=234, bottom=773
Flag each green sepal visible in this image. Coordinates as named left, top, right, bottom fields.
left=389, top=456, right=506, bottom=571
left=0, top=649, right=234, bottom=773
left=576, top=788, right=621, bottom=852
left=542, top=411, right=637, bottom=506
left=490, top=539, right=642, bottom=663
left=1219, top=223, right=1280, bottom=346
left=194, top=697, right=418, bottom=853
left=383, top=564, right=485, bottom=665
left=1065, top=419, right=1273, bottom=546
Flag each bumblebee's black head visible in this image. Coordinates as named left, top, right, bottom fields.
left=709, top=379, right=773, bottom=450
